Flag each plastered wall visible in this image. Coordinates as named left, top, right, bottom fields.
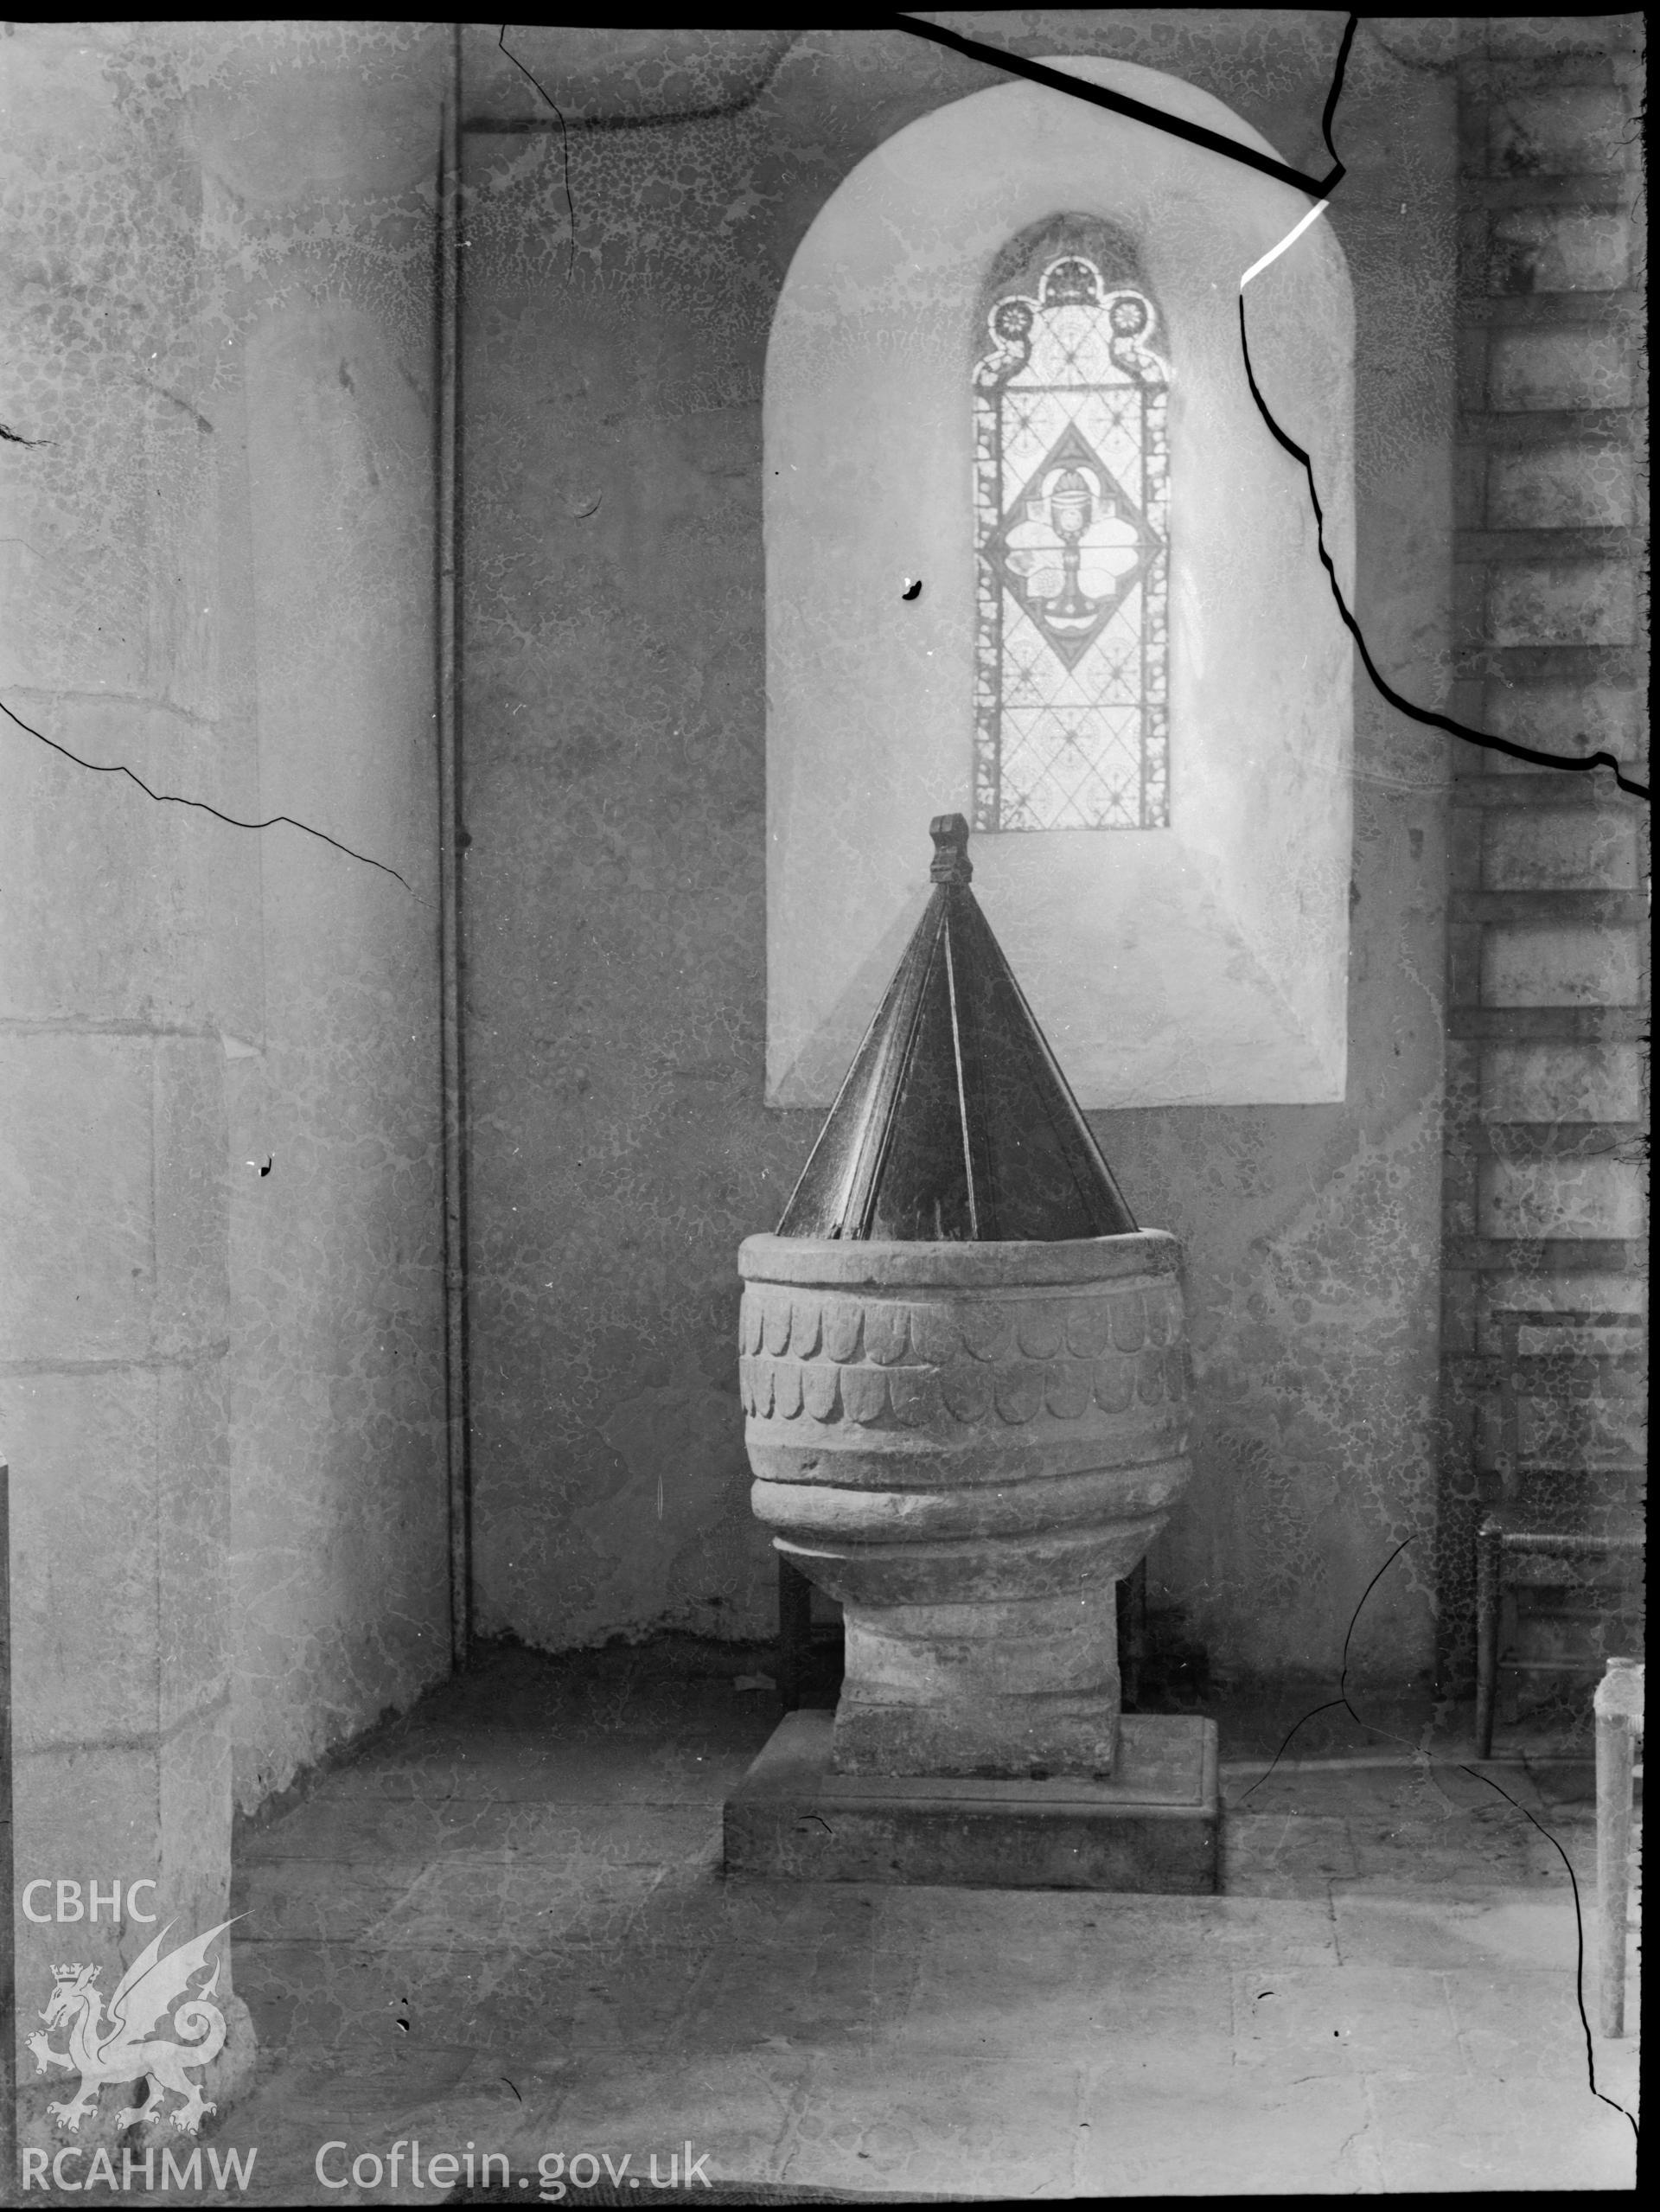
left=459, top=16, right=1459, bottom=1680
left=0, top=20, right=453, bottom=1866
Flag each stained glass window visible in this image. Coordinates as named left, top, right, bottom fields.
left=974, top=251, right=1170, bottom=831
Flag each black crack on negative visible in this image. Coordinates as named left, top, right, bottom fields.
left=1230, top=1532, right=1637, bottom=2144
left=497, top=26, right=577, bottom=277
left=1236, top=296, right=1648, bottom=803
left=0, top=698, right=412, bottom=887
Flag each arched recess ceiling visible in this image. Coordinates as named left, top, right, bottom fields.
left=765, top=54, right=1354, bottom=1110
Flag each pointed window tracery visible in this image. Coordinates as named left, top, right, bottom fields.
left=974, top=250, right=1171, bottom=831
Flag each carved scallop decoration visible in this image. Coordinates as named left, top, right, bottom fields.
left=822, top=1302, right=862, bottom=1363
left=840, top=1367, right=890, bottom=1426
left=773, top=1361, right=805, bottom=1418
left=802, top=1363, right=840, bottom=1422
left=861, top=1303, right=911, bottom=1366
left=1111, top=1293, right=1146, bottom=1353
left=940, top=1365, right=993, bottom=1424
left=994, top=1365, right=1045, bottom=1424
left=1095, top=1355, right=1134, bottom=1414
left=910, top=1303, right=961, bottom=1367
left=790, top=1297, right=823, bottom=1359
left=957, top=1301, right=1012, bottom=1362
left=888, top=1369, right=943, bottom=1429
left=1066, top=1301, right=1111, bottom=1359
left=1016, top=1305, right=1065, bottom=1360
left=1045, top=1363, right=1094, bottom=1421
left=763, top=1292, right=794, bottom=1357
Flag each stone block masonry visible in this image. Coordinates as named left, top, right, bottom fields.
left=1438, top=16, right=1648, bottom=1699
left=0, top=23, right=454, bottom=2148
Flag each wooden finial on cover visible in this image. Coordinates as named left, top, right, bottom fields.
left=929, top=813, right=973, bottom=884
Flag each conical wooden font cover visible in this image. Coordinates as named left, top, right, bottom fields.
left=776, top=815, right=1137, bottom=1241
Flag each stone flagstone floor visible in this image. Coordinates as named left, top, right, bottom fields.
left=101, top=1643, right=1647, bottom=2201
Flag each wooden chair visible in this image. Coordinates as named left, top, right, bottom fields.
left=1474, top=1513, right=1644, bottom=1759
left=1595, top=1655, right=1643, bottom=2038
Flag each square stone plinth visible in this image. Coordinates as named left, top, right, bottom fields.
left=724, top=1710, right=1219, bottom=1892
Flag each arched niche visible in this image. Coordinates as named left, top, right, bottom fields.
left=765, top=55, right=1354, bottom=1109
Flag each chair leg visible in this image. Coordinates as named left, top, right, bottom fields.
left=1497, top=1586, right=1523, bottom=1727
left=1596, top=1702, right=1635, bottom=2037
left=777, top=1553, right=812, bottom=1714
left=1474, top=1518, right=1502, bottom=1759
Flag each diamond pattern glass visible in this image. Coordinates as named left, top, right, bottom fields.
left=974, top=254, right=1170, bottom=831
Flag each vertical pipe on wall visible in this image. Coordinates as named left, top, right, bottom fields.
left=436, top=24, right=471, bottom=1668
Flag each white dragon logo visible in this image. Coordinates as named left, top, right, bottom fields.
left=27, top=1920, right=236, bottom=2136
